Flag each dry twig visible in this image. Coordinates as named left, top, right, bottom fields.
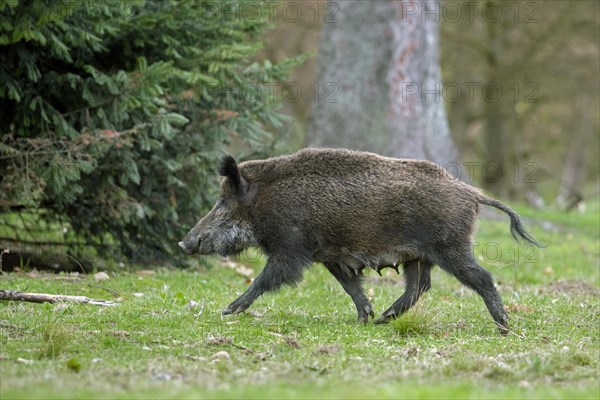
left=0, top=290, right=119, bottom=306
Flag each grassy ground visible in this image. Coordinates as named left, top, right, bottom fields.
left=0, top=204, right=598, bottom=399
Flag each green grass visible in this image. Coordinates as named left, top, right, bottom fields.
left=1, top=205, right=598, bottom=399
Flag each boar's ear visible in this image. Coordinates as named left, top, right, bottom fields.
left=219, top=155, right=248, bottom=196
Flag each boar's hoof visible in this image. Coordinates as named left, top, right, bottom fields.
left=374, top=310, right=396, bottom=324
left=357, top=305, right=375, bottom=324
left=497, top=322, right=509, bottom=336
left=222, top=299, right=250, bottom=315
left=222, top=305, right=244, bottom=315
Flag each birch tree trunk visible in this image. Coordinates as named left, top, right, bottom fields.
left=306, top=0, right=458, bottom=166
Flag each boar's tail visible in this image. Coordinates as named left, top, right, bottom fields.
left=478, top=197, right=545, bottom=248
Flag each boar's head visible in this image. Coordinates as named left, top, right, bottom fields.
left=178, top=155, right=256, bottom=256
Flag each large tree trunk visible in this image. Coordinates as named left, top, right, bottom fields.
left=306, top=0, right=458, bottom=165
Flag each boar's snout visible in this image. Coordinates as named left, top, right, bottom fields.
left=178, top=236, right=200, bottom=255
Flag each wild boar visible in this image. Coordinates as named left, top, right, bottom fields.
left=178, top=148, right=543, bottom=335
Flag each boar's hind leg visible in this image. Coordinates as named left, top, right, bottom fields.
left=439, top=254, right=509, bottom=336
left=374, top=260, right=433, bottom=324
left=222, top=255, right=306, bottom=315
left=324, top=263, right=374, bottom=324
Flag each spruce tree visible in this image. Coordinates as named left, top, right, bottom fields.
left=0, top=0, right=302, bottom=264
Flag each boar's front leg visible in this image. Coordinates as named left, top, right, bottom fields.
left=324, top=263, right=374, bottom=324
left=222, top=255, right=306, bottom=315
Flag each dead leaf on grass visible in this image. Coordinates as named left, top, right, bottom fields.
left=405, top=346, right=418, bottom=358
left=284, top=336, right=301, bottom=349
left=316, top=344, right=341, bottom=355
left=185, top=355, right=206, bottom=362
left=256, top=351, right=273, bottom=361
left=210, top=350, right=230, bottom=363
left=269, top=332, right=301, bottom=349
left=506, top=304, right=535, bottom=313
left=206, top=335, right=232, bottom=346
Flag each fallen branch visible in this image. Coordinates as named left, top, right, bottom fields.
left=0, top=290, right=119, bottom=306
